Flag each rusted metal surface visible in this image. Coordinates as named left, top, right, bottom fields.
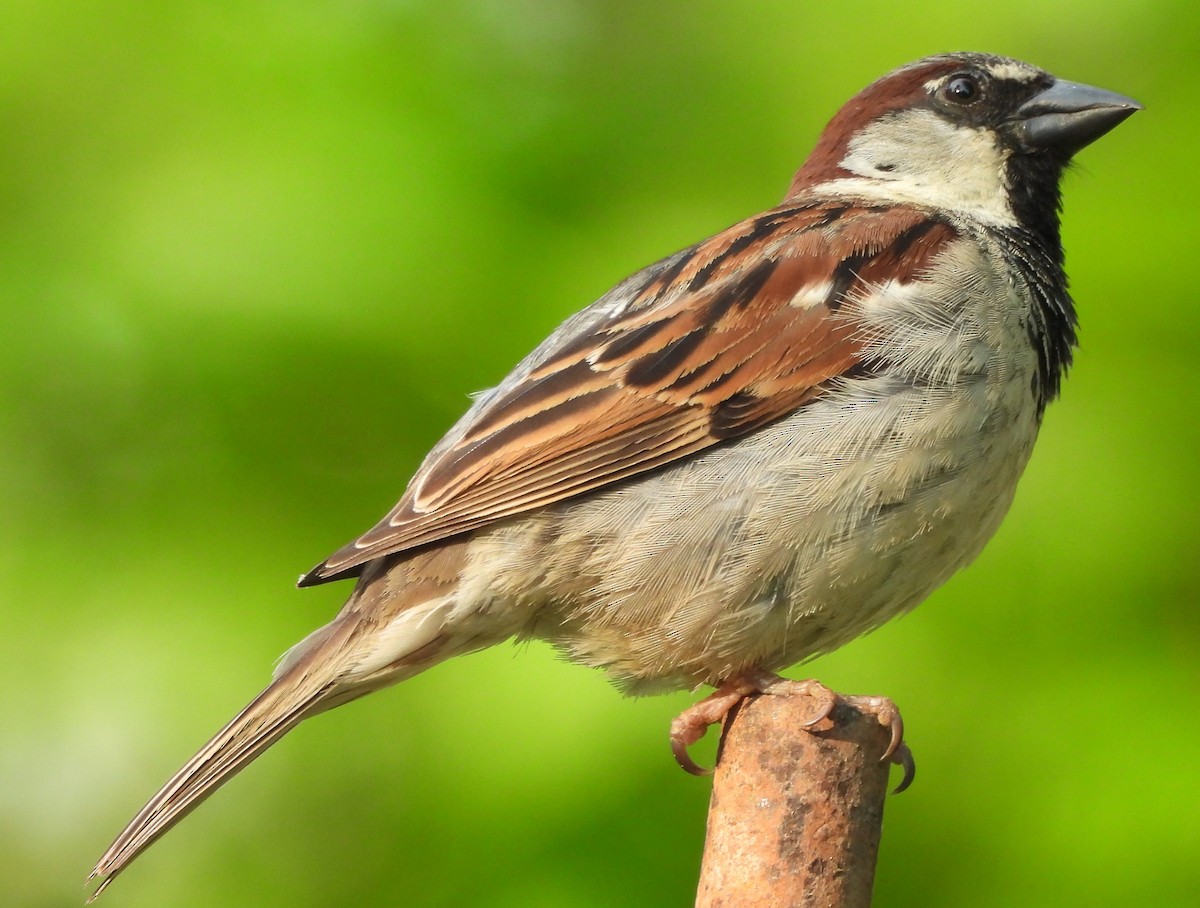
left=695, top=690, right=893, bottom=907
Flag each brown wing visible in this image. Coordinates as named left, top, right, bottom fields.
left=301, top=202, right=958, bottom=585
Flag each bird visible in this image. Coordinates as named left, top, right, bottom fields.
left=89, top=52, right=1139, bottom=898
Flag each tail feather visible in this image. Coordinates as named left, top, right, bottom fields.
left=87, top=624, right=355, bottom=901
left=88, top=570, right=467, bottom=901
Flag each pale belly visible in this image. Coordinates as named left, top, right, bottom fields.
left=445, top=237, right=1046, bottom=692
left=461, top=365, right=1041, bottom=693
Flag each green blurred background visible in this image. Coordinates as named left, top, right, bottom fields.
left=3, top=2, right=1196, bottom=906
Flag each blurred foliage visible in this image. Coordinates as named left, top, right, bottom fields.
left=2, top=2, right=1196, bottom=906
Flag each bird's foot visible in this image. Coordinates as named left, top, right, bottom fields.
left=669, top=670, right=834, bottom=775
left=669, top=671, right=914, bottom=792
left=839, top=692, right=915, bottom=793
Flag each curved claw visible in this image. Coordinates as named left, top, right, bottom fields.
left=841, top=692, right=913, bottom=793
left=794, top=682, right=837, bottom=729
left=671, top=733, right=715, bottom=776
left=889, top=742, right=916, bottom=794
left=668, top=678, right=764, bottom=775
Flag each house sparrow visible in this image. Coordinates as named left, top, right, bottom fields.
left=89, top=52, right=1139, bottom=898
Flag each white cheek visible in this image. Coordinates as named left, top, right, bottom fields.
left=815, top=109, right=1018, bottom=227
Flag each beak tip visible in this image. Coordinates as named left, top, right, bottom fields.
left=1015, top=79, right=1142, bottom=155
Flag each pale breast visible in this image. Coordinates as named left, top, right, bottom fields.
left=459, top=234, right=1044, bottom=692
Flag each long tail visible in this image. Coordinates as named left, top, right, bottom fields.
left=88, top=547, right=467, bottom=901
left=86, top=618, right=362, bottom=901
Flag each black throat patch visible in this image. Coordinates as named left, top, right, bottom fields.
left=991, top=223, right=1077, bottom=416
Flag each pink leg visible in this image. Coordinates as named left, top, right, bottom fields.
left=670, top=671, right=915, bottom=792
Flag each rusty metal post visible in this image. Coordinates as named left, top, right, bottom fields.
left=695, top=691, right=895, bottom=907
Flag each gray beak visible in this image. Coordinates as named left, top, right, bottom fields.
left=1014, top=79, right=1142, bottom=156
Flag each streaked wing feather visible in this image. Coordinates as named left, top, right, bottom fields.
left=301, top=202, right=958, bottom=584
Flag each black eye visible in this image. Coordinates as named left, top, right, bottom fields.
left=943, top=75, right=979, bottom=103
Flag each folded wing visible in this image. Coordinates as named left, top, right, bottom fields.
left=303, top=202, right=957, bottom=584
